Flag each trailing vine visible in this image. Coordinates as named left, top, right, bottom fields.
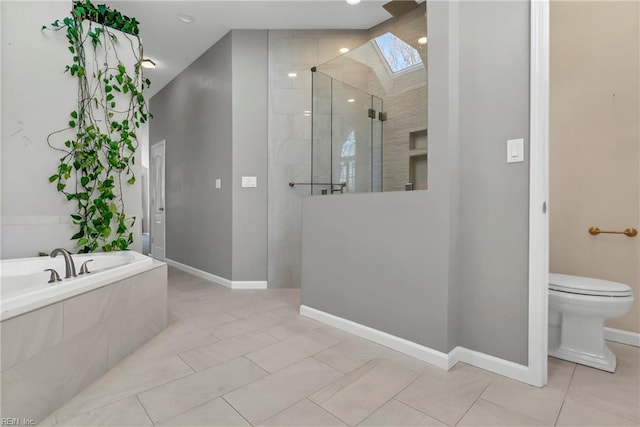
left=43, top=0, right=151, bottom=253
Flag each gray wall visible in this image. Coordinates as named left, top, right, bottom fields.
left=301, top=192, right=451, bottom=351
left=453, top=0, right=530, bottom=364
left=231, top=30, right=269, bottom=281
left=302, top=1, right=530, bottom=364
left=151, top=30, right=268, bottom=282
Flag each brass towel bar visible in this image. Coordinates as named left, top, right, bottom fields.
left=588, top=226, right=638, bottom=237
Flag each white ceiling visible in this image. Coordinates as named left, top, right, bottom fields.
left=106, top=1, right=393, bottom=98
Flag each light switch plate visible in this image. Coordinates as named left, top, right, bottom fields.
left=242, top=176, right=257, bottom=188
left=215, top=179, right=221, bottom=189
left=507, top=138, right=524, bottom=163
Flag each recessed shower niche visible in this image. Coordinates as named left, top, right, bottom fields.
left=307, top=5, right=427, bottom=194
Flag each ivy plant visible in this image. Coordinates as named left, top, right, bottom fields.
left=43, top=0, right=151, bottom=253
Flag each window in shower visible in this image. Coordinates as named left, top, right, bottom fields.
left=340, top=131, right=357, bottom=191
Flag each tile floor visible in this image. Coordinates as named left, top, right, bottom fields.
left=42, top=267, right=640, bottom=426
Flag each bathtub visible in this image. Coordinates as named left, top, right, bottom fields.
left=1, top=251, right=167, bottom=422
left=1, top=251, right=153, bottom=320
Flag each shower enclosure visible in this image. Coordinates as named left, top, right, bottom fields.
left=311, top=70, right=384, bottom=195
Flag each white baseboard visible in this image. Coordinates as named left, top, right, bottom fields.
left=300, top=305, right=532, bottom=385
left=232, top=281, right=269, bottom=290
left=165, top=258, right=267, bottom=290
left=604, top=327, right=640, bottom=347
left=452, top=347, right=530, bottom=384
left=300, top=305, right=450, bottom=369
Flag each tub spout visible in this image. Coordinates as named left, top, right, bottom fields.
left=50, top=248, right=77, bottom=279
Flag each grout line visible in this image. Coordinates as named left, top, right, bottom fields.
left=563, top=365, right=640, bottom=424
left=553, top=362, right=577, bottom=426
left=454, top=378, right=495, bottom=426
left=241, top=354, right=272, bottom=375
left=251, top=397, right=312, bottom=426
left=176, top=353, right=197, bottom=373
left=307, top=399, right=350, bottom=426
left=221, top=395, right=256, bottom=426
left=136, top=394, right=155, bottom=425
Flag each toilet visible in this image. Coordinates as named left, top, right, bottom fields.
left=548, top=273, right=634, bottom=372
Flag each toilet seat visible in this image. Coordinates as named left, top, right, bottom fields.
left=549, top=273, right=632, bottom=297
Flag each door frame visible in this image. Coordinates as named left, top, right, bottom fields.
left=150, top=140, right=166, bottom=261
left=528, top=0, right=550, bottom=387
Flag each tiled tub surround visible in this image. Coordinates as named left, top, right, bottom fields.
left=1, top=251, right=154, bottom=320
left=0, top=261, right=167, bottom=423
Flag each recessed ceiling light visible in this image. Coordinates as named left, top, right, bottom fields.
left=339, top=47, right=350, bottom=54
left=347, top=98, right=355, bottom=103
left=303, top=110, right=311, bottom=114
left=418, top=37, right=427, bottom=45
left=288, top=72, right=297, bottom=78
left=141, top=58, right=156, bottom=69
left=178, top=13, right=194, bottom=24
left=346, top=0, right=361, bottom=5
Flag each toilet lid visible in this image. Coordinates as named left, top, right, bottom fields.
left=549, top=273, right=632, bottom=297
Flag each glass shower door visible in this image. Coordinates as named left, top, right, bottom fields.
left=331, top=80, right=373, bottom=194
left=311, top=71, right=383, bottom=195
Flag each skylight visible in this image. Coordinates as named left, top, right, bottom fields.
left=373, top=32, right=423, bottom=74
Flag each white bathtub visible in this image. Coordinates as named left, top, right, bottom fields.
left=0, top=251, right=153, bottom=320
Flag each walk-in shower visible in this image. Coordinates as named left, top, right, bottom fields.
left=300, top=17, right=428, bottom=195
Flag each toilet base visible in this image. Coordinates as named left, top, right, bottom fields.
left=549, top=342, right=617, bottom=373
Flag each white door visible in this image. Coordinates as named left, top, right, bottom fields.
left=150, top=141, right=166, bottom=261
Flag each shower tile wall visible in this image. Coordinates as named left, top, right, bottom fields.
left=268, top=30, right=369, bottom=288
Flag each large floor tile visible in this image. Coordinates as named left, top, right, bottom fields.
left=223, top=357, right=342, bottom=425
left=157, top=398, right=250, bottom=427
left=566, top=345, right=640, bottom=422
left=58, top=396, right=152, bottom=426
left=316, top=359, right=420, bottom=425
left=260, top=317, right=325, bottom=340
left=457, top=399, right=548, bottom=426
left=180, top=331, right=279, bottom=371
left=546, top=357, right=576, bottom=392
left=359, top=399, right=447, bottom=427
left=556, top=398, right=638, bottom=426
left=161, top=312, right=237, bottom=337
left=310, top=359, right=380, bottom=405
left=127, top=330, right=218, bottom=364
left=224, top=297, right=291, bottom=319
left=270, top=307, right=300, bottom=320
left=313, top=336, right=390, bottom=374
left=396, top=363, right=494, bottom=426
left=246, top=329, right=342, bottom=373
left=480, top=374, right=568, bottom=424
left=55, top=355, right=193, bottom=422
left=259, top=399, right=346, bottom=426
left=137, top=357, right=267, bottom=423
left=207, top=312, right=284, bottom=340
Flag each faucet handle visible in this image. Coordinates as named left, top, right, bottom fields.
left=79, top=259, right=94, bottom=275
left=44, top=269, right=62, bottom=284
